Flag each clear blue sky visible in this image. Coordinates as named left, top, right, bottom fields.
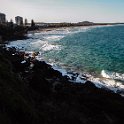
left=0, top=0, right=124, bottom=23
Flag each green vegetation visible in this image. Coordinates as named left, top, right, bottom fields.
left=0, top=24, right=28, bottom=42
left=0, top=47, right=124, bottom=124
left=0, top=48, right=39, bottom=124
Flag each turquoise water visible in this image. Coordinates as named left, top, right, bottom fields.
left=7, top=25, right=124, bottom=93
left=44, top=25, right=124, bottom=75
left=7, top=25, right=124, bottom=76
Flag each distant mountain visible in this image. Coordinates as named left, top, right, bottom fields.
left=78, top=21, right=94, bottom=25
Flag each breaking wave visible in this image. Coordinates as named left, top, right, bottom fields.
left=101, top=70, right=124, bottom=81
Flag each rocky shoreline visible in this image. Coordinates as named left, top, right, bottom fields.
left=0, top=46, right=124, bottom=124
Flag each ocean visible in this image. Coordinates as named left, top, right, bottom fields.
left=7, top=25, right=124, bottom=95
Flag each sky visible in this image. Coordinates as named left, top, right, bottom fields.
left=0, top=0, right=124, bottom=23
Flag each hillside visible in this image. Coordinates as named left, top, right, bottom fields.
left=0, top=46, right=124, bottom=124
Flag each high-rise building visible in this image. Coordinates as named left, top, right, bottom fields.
left=0, top=13, right=6, bottom=24
left=15, top=16, right=23, bottom=25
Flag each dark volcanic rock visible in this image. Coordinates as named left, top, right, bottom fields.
left=0, top=47, right=124, bottom=124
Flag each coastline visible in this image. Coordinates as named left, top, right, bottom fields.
left=28, top=24, right=114, bottom=34
left=0, top=41, right=124, bottom=124
left=26, top=25, right=124, bottom=96
left=48, top=62, right=124, bottom=96
left=0, top=48, right=124, bottom=124
left=6, top=24, right=124, bottom=96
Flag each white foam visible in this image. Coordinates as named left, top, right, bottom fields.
left=51, top=66, right=124, bottom=95
left=6, top=38, right=61, bottom=52
left=40, top=43, right=61, bottom=51
left=34, top=56, right=124, bottom=96
left=21, top=60, right=26, bottom=64
left=6, top=26, right=95, bottom=52
left=101, top=70, right=124, bottom=81
left=52, top=65, right=68, bottom=76
left=43, top=35, right=64, bottom=41
left=6, top=39, right=34, bottom=51
left=75, top=75, right=86, bottom=83
left=52, top=64, right=86, bottom=83
left=89, top=75, right=124, bottom=94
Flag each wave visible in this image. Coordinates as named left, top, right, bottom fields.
left=40, top=42, right=61, bottom=51
left=6, top=43, right=124, bottom=96
left=6, top=26, right=91, bottom=52
left=101, top=70, right=124, bottom=81
left=52, top=64, right=86, bottom=84
left=89, top=76, right=124, bottom=96
left=43, top=35, right=64, bottom=41
left=49, top=62, right=124, bottom=96
left=6, top=25, right=124, bottom=96
left=6, top=38, right=62, bottom=52
left=50, top=63, right=124, bottom=96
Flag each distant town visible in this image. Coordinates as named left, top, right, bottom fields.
left=0, top=12, right=96, bottom=28
left=0, top=12, right=124, bottom=43
left=1, top=12, right=124, bottom=29
left=0, top=12, right=35, bottom=27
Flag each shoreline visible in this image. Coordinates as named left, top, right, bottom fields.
left=28, top=24, right=114, bottom=33
left=49, top=62, right=124, bottom=96
left=30, top=25, right=124, bottom=96
left=6, top=24, right=124, bottom=96
left=3, top=45, right=124, bottom=96
left=0, top=46, right=124, bottom=124
left=6, top=44, right=124, bottom=96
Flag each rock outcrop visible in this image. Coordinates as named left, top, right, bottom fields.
left=0, top=47, right=124, bottom=124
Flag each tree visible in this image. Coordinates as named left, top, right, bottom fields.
left=31, top=19, right=35, bottom=27
left=20, top=19, right=23, bottom=26
left=9, top=19, right=14, bottom=28
left=24, top=18, right=28, bottom=26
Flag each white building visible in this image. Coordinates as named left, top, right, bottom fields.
left=0, top=13, right=6, bottom=24
left=15, top=16, right=23, bottom=25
